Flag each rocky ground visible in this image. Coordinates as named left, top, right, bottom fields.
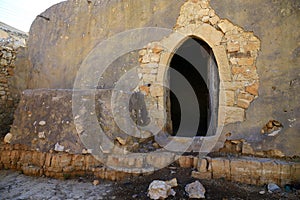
left=0, top=165, right=299, bottom=200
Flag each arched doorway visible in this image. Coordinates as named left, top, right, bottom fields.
left=167, top=37, right=219, bottom=137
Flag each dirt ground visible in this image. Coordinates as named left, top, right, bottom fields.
left=1, top=163, right=299, bottom=200
left=113, top=163, right=299, bottom=200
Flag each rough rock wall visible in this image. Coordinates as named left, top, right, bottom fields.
left=20, top=0, right=300, bottom=156
left=0, top=23, right=27, bottom=137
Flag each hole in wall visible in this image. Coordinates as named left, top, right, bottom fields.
left=167, top=37, right=219, bottom=137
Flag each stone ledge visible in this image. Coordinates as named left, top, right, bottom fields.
left=1, top=143, right=299, bottom=186
left=186, top=155, right=300, bottom=187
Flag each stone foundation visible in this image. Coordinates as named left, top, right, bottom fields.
left=0, top=143, right=299, bottom=186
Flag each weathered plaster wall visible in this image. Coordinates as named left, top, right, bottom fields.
left=9, top=89, right=155, bottom=154
left=26, top=0, right=185, bottom=89
left=210, top=0, right=300, bottom=156
left=18, top=0, right=300, bottom=156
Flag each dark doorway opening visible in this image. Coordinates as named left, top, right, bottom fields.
left=168, top=37, right=219, bottom=137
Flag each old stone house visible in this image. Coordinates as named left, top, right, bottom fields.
left=0, top=0, right=299, bottom=186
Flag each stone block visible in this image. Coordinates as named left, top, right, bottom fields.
left=193, top=157, right=199, bottom=169
left=191, top=170, right=212, bottom=180
left=22, top=165, right=43, bottom=177
left=237, top=58, right=254, bottom=66
left=233, top=66, right=259, bottom=81
left=10, top=150, right=20, bottom=168
left=221, top=81, right=245, bottom=91
left=213, top=45, right=231, bottom=81
left=145, top=68, right=158, bottom=75
left=227, top=42, right=240, bottom=52
left=71, top=154, right=85, bottom=170
left=107, top=155, right=120, bottom=168
left=178, top=156, right=194, bottom=168
left=152, top=45, right=164, bottom=54
left=31, top=151, right=46, bottom=167
left=246, top=82, right=259, bottom=96
left=221, top=106, right=245, bottom=124
left=243, top=41, right=260, bottom=51
left=62, top=166, right=75, bottom=173
left=19, top=151, right=33, bottom=165
left=47, top=166, right=63, bottom=173
left=237, top=99, right=251, bottom=109
left=44, top=171, right=64, bottom=179
left=261, top=160, right=280, bottom=184
left=279, top=162, right=292, bottom=186
left=139, top=85, right=150, bottom=95
left=242, top=142, right=255, bottom=155
left=211, top=157, right=230, bottom=179
left=0, top=150, right=11, bottom=164
left=150, top=84, right=164, bottom=97
left=55, top=154, right=72, bottom=168
left=194, top=23, right=224, bottom=47
left=197, top=158, right=208, bottom=173
left=209, top=15, right=220, bottom=25
left=238, top=91, right=254, bottom=102
left=85, top=155, right=101, bottom=170
left=150, top=53, right=160, bottom=63
left=141, top=54, right=151, bottom=64
left=198, top=8, right=210, bottom=17
left=220, top=90, right=235, bottom=106
left=199, top=1, right=209, bottom=9
left=217, top=19, right=236, bottom=33
left=146, top=152, right=175, bottom=169
left=230, top=158, right=262, bottom=184
left=291, top=162, right=300, bottom=182
left=122, top=155, right=144, bottom=168
left=143, top=74, right=156, bottom=84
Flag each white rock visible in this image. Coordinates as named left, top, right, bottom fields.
left=54, top=142, right=64, bottom=152
left=39, top=121, right=46, bottom=126
left=4, top=133, right=13, bottom=144
left=185, top=181, right=206, bottom=199
left=38, top=132, right=45, bottom=139
left=267, top=128, right=282, bottom=136
left=259, top=190, right=266, bottom=195
left=147, top=180, right=176, bottom=200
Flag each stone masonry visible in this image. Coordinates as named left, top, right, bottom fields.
left=137, top=0, right=261, bottom=131
left=0, top=23, right=27, bottom=137
left=1, top=143, right=299, bottom=186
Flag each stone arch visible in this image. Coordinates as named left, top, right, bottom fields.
left=137, top=0, right=260, bottom=151
left=155, top=27, right=229, bottom=133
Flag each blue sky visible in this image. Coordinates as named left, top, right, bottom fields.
left=0, top=0, right=65, bottom=32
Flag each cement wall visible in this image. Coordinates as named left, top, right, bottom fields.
left=12, top=0, right=300, bottom=156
